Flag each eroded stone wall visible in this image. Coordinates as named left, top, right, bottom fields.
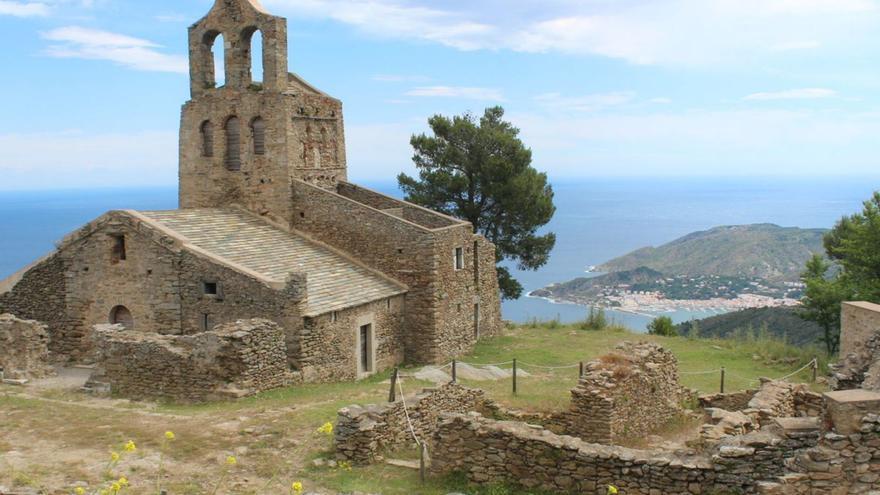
left=0, top=314, right=54, bottom=380
left=334, top=383, right=495, bottom=464
left=832, top=302, right=880, bottom=391
left=564, top=342, right=685, bottom=443
left=91, top=318, right=294, bottom=402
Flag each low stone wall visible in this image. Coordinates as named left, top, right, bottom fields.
left=744, top=379, right=823, bottom=426
left=564, top=342, right=685, bottom=443
left=90, top=318, right=294, bottom=402
left=831, top=301, right=880, bottom=391
left=700, top=389, right=758, bottom=412
left=334, top=383, right=495, bottom=464
left=0, top=313, right=54, bottom=380
left=431, top=413, right=805, bottom=495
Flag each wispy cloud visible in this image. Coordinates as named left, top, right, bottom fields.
left=770, top=40, right=821, bottom=52
left=41, top=26, right=187, bottom=73
left=372, top=74, right=431, bottom=83
left=0, top=0, right=49, bottom=17
left=743, top=88, right=838, bottom=101
left=649, top=97, right=672, bottom=104
left=154, top=13, right=186, bottom=23
left=405, top=85, right=504, bottom=101
left=534, top=91, right=635, bottom=112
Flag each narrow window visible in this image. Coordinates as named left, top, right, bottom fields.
left=454, top=247, right=464, bottom=270
left=473, top=240, right=480, bottom=284
left=202, top=281, right=218, bottom=296
left=331, top=311, right=338, bottom=323
left=457, top=303, right=462, bottom=313
left=200, top=121, right=214, bottom=157
left=111, top=234, right=126, bottom=263
left=251, top=117, right=266, bottom=155
left=386, top=298, right=392, bottom=310
left=474, top=303, right=481, bottom=339
left=201, top=313, right=212, bottom=331
left=224, top=116, right=241, bottom=171
left=359, top=323, right=373, bottom=373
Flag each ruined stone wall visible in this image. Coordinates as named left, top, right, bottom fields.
left=840, top=301, right=880, bottom=359
left=431, top=413, right=796, bottom=495
left=299, top=296, right=405, bottom=382
left=335, top=383, right=494, bottom=464
left=336, top=183, right=458, bottom=229
left=564, top=342, right=685, bottom=444
left=91, top=319, right=294, bottom=402
left=0, top=254, right=70, bottom=358
left=700, top=389, right=758, bottom=412
left=0, top=314, right=54, bottom=380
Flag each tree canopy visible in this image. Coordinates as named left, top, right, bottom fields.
left=398, top=106, right=556, bottom=300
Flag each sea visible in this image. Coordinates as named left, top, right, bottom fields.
left=1, top=176, right=877, bottom=332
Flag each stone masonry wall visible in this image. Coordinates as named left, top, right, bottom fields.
left=832, top=302, right=880, bottom=391
left=840, top=301, right=880, bottom=359
left=564, top=342, right=685, bottom=444
left=0, top=314, right=54, bottom=380
left=91, top=318, right=294, bottom=402
left=335, top=383, right=495, bottom=464
left=700, top=389, right=758, bottom=412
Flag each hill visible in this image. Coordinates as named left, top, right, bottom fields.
left=676, top=306, right=823, bottom=346
left=530, top=267, right=665, bottom=303
left=597, top=224, right=827, bottom=282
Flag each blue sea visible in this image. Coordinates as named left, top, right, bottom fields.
left=1, top=177, right=877, bottom=331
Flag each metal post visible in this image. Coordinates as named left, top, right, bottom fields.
left=720, top=367, right=726, bottom=394
left=451, top=359, right=457, bottom=383
left=419, top=443, right=427, bottom=484
left=513, top=358, right=518, bottom=396
left=389, top=367, right=398, bottom=403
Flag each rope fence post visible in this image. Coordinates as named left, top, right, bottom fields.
left=420, top=443, right=427, bottom=484
left=451, top=359, right=457, bottom=383
left=512, top=358, right=518, bottom=396
left=720, top=367, right=726, bottom=394
left=388, top=367, right=398, bottom=403
left=812, top=358, right=818, bottom=383
left=579, top=361, right=584, bottom=378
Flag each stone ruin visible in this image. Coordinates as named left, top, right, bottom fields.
left=0, top=313, right=55, bottom=381
left=87, top=318, right=295, bottom=402
left=831, top=301, right=880, bottom=390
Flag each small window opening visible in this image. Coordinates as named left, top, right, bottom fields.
left=331, top=311, right=338, bottom=323
left=386, top=298, right=392, bottom=310
left=299, top=211, right=305, bottom=218
left=473, top=240, right=480, bottom=284
left=111, top=235, right=126, bottom=263
left=203, top=281, right=218, bottom=296
left=359, top=323, right=373, bottom=374
left=457, top=303, right=462, bottom=313
left=200, top=121, right=214, bottom=157
left=251, top=117, right=266, bottom=155
left=201, top=313, right=212, bottom=331
left=454, top=247, right=464, bottom=270
left=109, top=305, right=133, bottom=330
left=474, top=303, right=481, bottom=339
left=224, top=116, right=241, bottom=171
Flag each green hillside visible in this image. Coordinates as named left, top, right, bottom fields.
left=597, top=224, right=827, bottom=282
left=677, top=306, right=823, bottom=346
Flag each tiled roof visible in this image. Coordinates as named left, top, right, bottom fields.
left=138, top=208, right=406, bottom=316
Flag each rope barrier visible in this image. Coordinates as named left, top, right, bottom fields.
left=397, top=378, right=421, bottom=447
left=776, top=359, right=818, bottom=382
left=517, top=361, right=581, bottom=370
left=679, top=369, right=723, bottom=376
left=458, top=360, right=515, bottom=367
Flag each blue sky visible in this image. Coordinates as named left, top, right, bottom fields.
left=1, top=0, right=880, bottom=190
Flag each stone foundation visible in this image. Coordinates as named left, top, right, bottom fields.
left=90, top=318, right=295, bottom=402
left=0, top=313, right=54, bottom=380
left=334, top=382, right=494, bottom=464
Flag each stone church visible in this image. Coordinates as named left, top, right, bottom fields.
left=0, top=0, right=502, bottom=383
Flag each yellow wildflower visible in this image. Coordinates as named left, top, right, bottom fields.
left=607, top=486, right=618, bottom=495
left=111, top=482, right=121, bottom=493
left=100, top=489, right=109, bottom=495
left=75, top=487, right=86, bottom=495
left=118, top=477, right=129, bottom=487
left=164, top=431, right=176, bottom=440
left=291, top=481, right=303, bottom=494
left=110, top=452, right=120, bottom=462
left=317, top=422, right=334, bottom=435
left=226, top=455, right=237, bottom=466
left=124, top=440, right=136, bottom=452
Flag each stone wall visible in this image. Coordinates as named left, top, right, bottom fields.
left=334, top=383, right=495, bottom=464
left=744, top=379, right=824, bottom=426
left=0, top=314, right=54, bottom=380
left=564, top=342, right=685, bottom=444
left=832, top=302, right=880, bottom=391
left=91, top=318, right=294, bottom=402
left=840, top=301, right=880, bottom=359
left=700, top=389, right=758, bottom=412
left=430, top=413, right=802, bottom=495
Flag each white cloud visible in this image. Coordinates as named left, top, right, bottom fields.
left=264, top=0, right=880, bottom=67
left=41, top=26, right=187, bottom=73
left=372, top=74, right=431, bottom=83
left=154, top=13, right=187, bottom=23
left=405, top=86, right=504, bottom=101
left=534, top=91, right=635, bottom=112
left=0, top=130, right=177, bottom=190
left=743, top=88, right=838, bottom=101
left=0, top=1, right=49, bottom=17
left=649, top=97, right=672, bottom=104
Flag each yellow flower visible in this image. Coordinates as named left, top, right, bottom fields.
left=100, top=489, right=109, bottom=495
left=75, top=487, right=86, bottom=495
left=607, top=486, right=618, bottom=495
left=124, top=440, right=136, bottom=452
left=111, top=482, right=121, bottom=493
left=164, top=431, right=176, bottom=440
left=226, top=455, right=237, bottom=466
left=110, top=452, right=120, bottom=462
left=317, top=422, right=334, bottom=435
left=291, top=481, right=303, bottom=494
left=118, top=477, right=129, bottom=487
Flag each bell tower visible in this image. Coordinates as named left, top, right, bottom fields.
left=179, top=0, right=348, bottom=223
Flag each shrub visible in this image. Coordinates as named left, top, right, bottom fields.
left=579, top=306, right=608, bottom=331
left=648, top=316, right=677, bottom=337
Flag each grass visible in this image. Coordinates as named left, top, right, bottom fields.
left=0, top=322, right=829, bottom=495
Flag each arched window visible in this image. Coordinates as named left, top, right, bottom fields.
left=109, top=305, right=134, bottom=330
left=200, top=120, right=213, bottom=157
left=205, top=32, right=226, bottom=88
left=244, top=27, right=264, bottom=87
left=224, top=116, right=241, bottom=170
left=251, top=117, right=266, bottom=155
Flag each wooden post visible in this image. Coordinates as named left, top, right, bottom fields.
left=812, top=359, right=818, bottom=383
left=419, top=443, right=427, bottom=484
left=512, top=358, right=518, bottom=396
left=720, top=367, right=726, bottom=394
left=388, top=367, right=398, bottom=403
left=451, top=359, right=457, bottom=383
left=579, top=361, right=584, bottom=378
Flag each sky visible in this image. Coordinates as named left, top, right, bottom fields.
left=1, top=0, right=880, bottom=190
